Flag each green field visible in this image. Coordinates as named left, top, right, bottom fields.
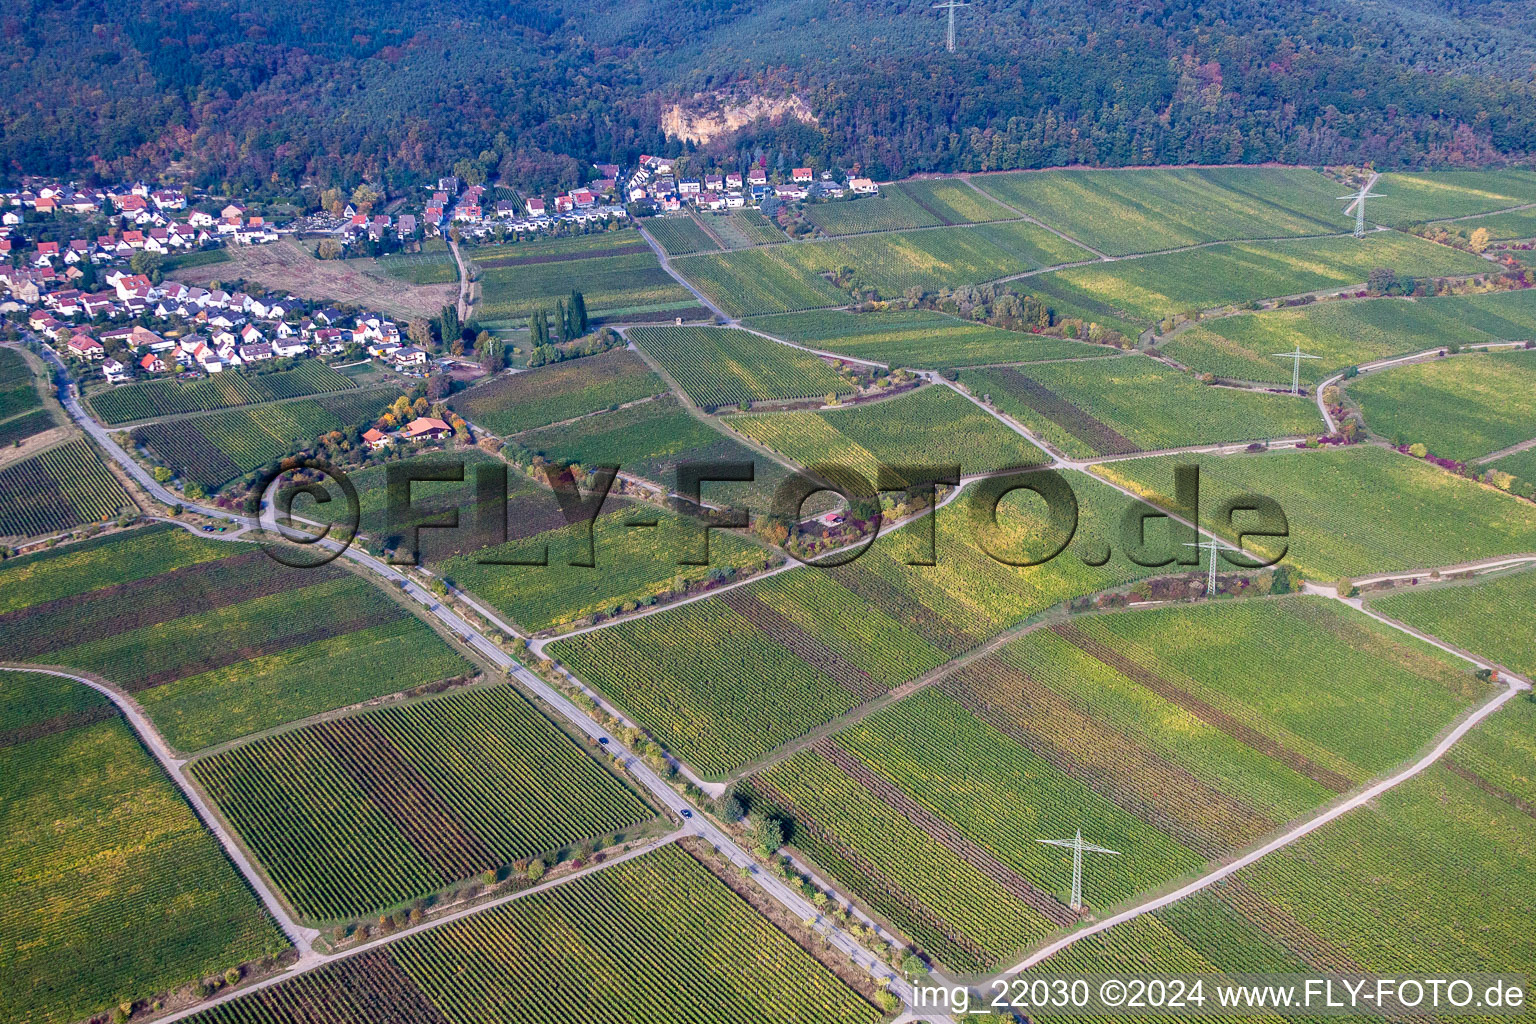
left=1094, top=444, right=1536, bottom=580
left=0, top=527, right=472, bottom=751
left=134, top=389, right=399, bottom=490
left=1369, top=169, right=1536, bottom=226
left=803, top=189, right=944, bottom=234
left=1035, top=232, right=1487, bottom=324
left=754, top=595, right=1483, bottom=973
left=471, top=229, right=697, bottom=321
left=628, top=324, right=853, bottom=407
left=675, top=223, right=1092, bottom=317
left=1439, top=205, right=1536, bottom=240
left=1163, top=295, right=1499, bottom=386
left=728, top=383, right=1048, bottom=482
left=376, top=250, right=459, bottom=285
left=972, top=167, right=1351, bottom=256
left=511, top=395, right=796, bottom=516
left=710, top=207, right=788, bottom=247
left=192, top=685, right=655, bottom=921
left=450, top=349, right=666, bottom=435
left=552, top=474, right=1170, bottom=777
left=441, top=503, right=775, bottom=633
left=644, top=215, right=720, bottom=255
left=888, top=179, right=1020, bottom=224
left=1349, top=349, right=1536, bottom=460
left=745, top=308, right=1116, bottom=369
left=959, top=355, right=1322, bottom=457
left=0, top=671, right=287, bottom=1024
left=0, top=437, right=133, bottom=538
left=1370, top=566, right=1536, bottom=678
left=0, top=346, right=45, bottom=430
left=91, top=361, right=356, bottom=425
left=1488, top=444, right=1536, bottom=485
left=1027, top=699, right=1536, bottom=1018
left=183, top=843, right=881, bottom=1024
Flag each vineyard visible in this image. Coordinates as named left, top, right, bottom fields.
left=1036, top=232, right=1487, bottom=324
left=0, top=406, right=56, bottom=447
left=673, top=224, right=1088, bottom=318
left=1370, top=566, right=1536, bottom=678
left=0, top=438, right=134, bottom=538
left=1, top=671, right=287, bottom=1024
left=628, top=324, right=853, bottom=407
left=1348, top=349, right=1536, bottom=460
left=645, top=215, right=720, bottom=255
left=718, top=206, right=788, bottom=246
left=550, top=474, right=1159, bottom=777
left=803, top=190, right=943, bottom=234
left=751, top=595, right=1482, bottom=973
left=90, top=360, right=354, bottom=424
left=887, top=179, right=1019, bottom=225
left=440, top=504, right=773, bottom=634
left=1028, top=713, right=1536, bottom=1018
left=958, top=356, right=1322, bottom=457
left=191, top=685, right=655, bottom=920
left=471, top=231, right=694, bottom=320
left=184, top=845, right=881, bottom=1024
left=1093, top=445, right=1536, bottom=580
left=134, top=391, right=398, bottom=489
left=1163, top=295, right=1494, bottom=386
left=1367, top=168, right=1536, bottom=225
left=449, top=349, right=665, bottom=436
left=746, top=308, right=1113, bottom=370
left=971, top=167, right=1352, bottom=256
left=512, top=395, right=794, bottom=516
left=0, top=346, right=43, bottom=423
left=1442, top=205, right=1536, bottom=240
left=1, top=531, right=471, bottom=751
left=728, top=383, right=1049, bottom=483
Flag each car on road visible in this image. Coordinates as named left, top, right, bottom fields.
left=680, top=809, right=693, bottom=818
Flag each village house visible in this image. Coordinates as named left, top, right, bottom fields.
left=404, top=416, right=452, bottom=441
left=362, top=427, right=391, bottom=450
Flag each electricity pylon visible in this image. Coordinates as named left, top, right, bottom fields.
left=1339, top=180, right=1384, bottom=238
left=932, top=0, right=969, bottom=52
left=1184, top=538, right=1227, bottom=597
left=1270, top=344, right=1322, bottom=395
left=1038, top=830, right=1119, bottom=911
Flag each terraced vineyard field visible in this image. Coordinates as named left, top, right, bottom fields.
left=728, top=383, right=1048, bottom=483
left=1368, top=169, right=1536, bottom=225
left=959, top=355, right=1322, bottom=457
left=192, top=685, right=655, bottom=920
left=511, top=395, right=795, bottom=515
left=441, top=503, right=775, bottom=634
left=712, top=207, right=788, bottom=246
left=90, top=360, right=354, bottom=424
left=1094, top=444, right=1536, bottom=580
left=1349, top=349, right=1536, bottom=460
left=0, top=528, right=471, bottom=750
left=0, top=347, right=45, bottom=434
left=1440, top=205, right=1536, bottom=240
left=0, top=438, right=133, bottom=537
left=972, top=167, right=1351, bottom=256
left=0, top=671, right=288, bottom=1024
left=450, top=349, right=665, bottom=435
left=1036, top=232, right=1487, bottom=324
left=675, top=224, right=1091, bottom=318
left=1371, top=567, right=1536, bottom=678
left=552, top=474, right=1165, bottom=777
left=133, top=390, right=399, bottom=490
left=888, top=178, right=1019, bottom=225
left=746, top=309, right=1114, bottom=369
left=183, top=844, right=882, bottom=1024
left=751, top=595, right=1483, bottom=973
left=1026, top=699, right=1536, bottom=1016
left=1164, top=295, right=1497, bottom=386
left=628, top=324, right=853, bottom=407
left=645, top=215, right=720, bottom=255
left=0, top=406, right=55, bottom=447
left=803, top=190, right=943, bottom=234
left=471, top=229, right=695, bottom=321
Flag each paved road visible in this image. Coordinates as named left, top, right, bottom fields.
left=638, top=225, right=732, bottom=321
left=40, top=342, right=930, bottom=1016
left=0, top=663, right=323, bottom=960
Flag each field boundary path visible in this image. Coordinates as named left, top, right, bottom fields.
left=638, top=226, right=732, bottom=321
left=37, top=339, right=937, bottom=1020
left=0, top=662, right=324, bottom=961
left=1318, top=340, right=1530, bottom=432
left=957, top=174, right=1109, bottom=259
left=447, top=234, right=473, bottom=322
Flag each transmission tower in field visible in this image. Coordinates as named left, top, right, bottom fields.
left=933, top=0, right=970, bottom=52
left=1184, top=538, right=1229, bottom=597
left=1339, top=179, right=1384, bottom=238
left=1271, top=344, right=1322, bottom=395
left=1037, top=829, right=1119, bottom=911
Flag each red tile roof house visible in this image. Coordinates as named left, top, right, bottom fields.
left=67, top=333, right=105, bottom=359
left=792, top=167, right=814, bottom=183
left=404, top=416, right=453, bottom=440
left=362, top=427, right=392, bottom=450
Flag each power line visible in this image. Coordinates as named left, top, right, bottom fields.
left=932, top=0, right=970, bottom=52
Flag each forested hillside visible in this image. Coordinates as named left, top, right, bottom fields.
left=4, top=0, right=1534, bottom=189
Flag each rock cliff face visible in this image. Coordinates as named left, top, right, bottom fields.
left=661, top=95, right=817, bottom=145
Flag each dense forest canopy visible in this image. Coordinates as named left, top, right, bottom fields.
left=3, top=0, right=1533, bottom=190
